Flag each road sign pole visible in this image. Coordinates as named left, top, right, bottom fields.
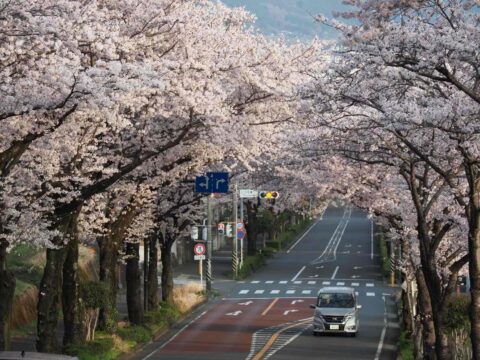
left=239, top=197, right=244, bottom=268
left=233, top=183, right=238, bottom=277
left=199, top=258, right=203, bottom=289
left=206, top=194, right=213, bottom=293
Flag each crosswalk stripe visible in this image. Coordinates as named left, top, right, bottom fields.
left=286, top=290, right=295, bottom=294
left=366, top=292, right=375, bottom=296
left=308, top=281, right=316, bottom=285
left=293, top=281, right=302, bottom=284
left=366, top=283, right=374, bottom=287
left=302, top=290, right=312, bottom=295
left=351, top=282, right=360, bottom=286
left=270, top=290, right=280, bottom=294
left=255, top=289, right=265, bottom=294
left=336, top=282, right=345, bottom=286
left=279, top=281, right=288, bottom=284
left=239, top=290, right=249, bottom=294
left=322, top=281, right=330, bottom=285
left=251, top=281, right=260, bottom=284
left=266, top=281, right=274, bottom=284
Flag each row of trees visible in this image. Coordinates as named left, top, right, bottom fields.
left=279, top=1, right=478, bottom=359
left=0, top=0, right=322, bottom=353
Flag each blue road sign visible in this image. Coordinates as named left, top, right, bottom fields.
left=195, top=172, right=229, bottom=193
left=237, top=230, right=245, bottom=240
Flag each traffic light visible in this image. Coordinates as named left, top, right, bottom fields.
left=259, top=191, right=280, bottom=199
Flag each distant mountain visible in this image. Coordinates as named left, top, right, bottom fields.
left=221, top=0, right=348, bottom=39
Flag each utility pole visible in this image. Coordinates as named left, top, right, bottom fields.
left=206, top=194, right=213, bottom=293
left=232, top=184, right=238, bottom=277
left=239, top=193, right=244, bottom=268
left=143, top=239, right=148, bottom=311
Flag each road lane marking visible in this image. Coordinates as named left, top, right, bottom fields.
left=336, top=282, right=345, bottom=286
left=355, top=292, right=359, bottom=295
left=270, top=290, right=280, bottom=294
left=367, top=292, right=375, bottom=296
left=302, top=290, right=312, bottom=295
left=142, top=310, right=208, bottom=359
left=331, top=266, right=339, bottom=279
left=371, top=219, right=374, bottom=260
left=261, top=298, right=279, bottom=316
left=283, top=309, right=298, bottom=316
left=308, top=281, right=316, bottom=284
left=279, top=280, right=288, bottom=284
left=287, top=220, right=319, bottom=253
left=322, top=281, right=331, bottom=285
left=251, top=281, right=260, bottom=284
left=265, top=281, right=274, bottom=284
left=374, top=296, right=388, bottom=360
left=366, top=283, right=374, bottom=287
left=239, top=301, right=253, bottom=305
left=226, top=310, right=243, bottom=316
left=286, top=290, right=296, bottom=294
left=293, top=281, right=302, bottom=284
left=291, top=266, right=306, bottom=282
left=291, top=300, right=304, bottom=305
left=239, top=290, right=250, bottom=294
left=351, top=282, right=360, bottom=287
left=255, top=290, right=265, bottom=294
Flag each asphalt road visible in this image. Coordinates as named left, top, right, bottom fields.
left=131, top=206, right=400, bottom=360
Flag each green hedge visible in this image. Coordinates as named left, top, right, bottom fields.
left=398, top=330, right=414, bottom=360
left=237, top=252, right=267, bottom=279
left=444, top=295, right=470, bottom=332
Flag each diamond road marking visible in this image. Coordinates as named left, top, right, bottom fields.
left=336, top=282, right=345, bottom=286
left=286, top=290, right=296, bottom=294
left=366, top=283, right=374, bottom=287
left=279, top=281, right=288, bottom=284
left=239, top=290, right=249, bottom=294
left=351, top=282, right=360, bottom=287
left=322, top=281, right=331, bottom=285
left=251, top=281, right=260, bottom=284
left=367, top=292, right=375, bottom=296
left=270, top=290, right=280, bottom=294
left=302, top=290, right=312, bottom=295
left=294, top=281, right=302, bottom=284
left=254, top=289, right=265, bottom=294
left=265, top=281, right=274, bottom=284
left=308, top=281, right=316, bottom=285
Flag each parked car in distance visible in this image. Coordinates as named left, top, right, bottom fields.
left=0, top=351, right=78, bottom=360
left=310, top=286, right=361, bottom=337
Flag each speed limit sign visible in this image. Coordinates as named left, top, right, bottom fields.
left=194, top=243, right=206, bottom=256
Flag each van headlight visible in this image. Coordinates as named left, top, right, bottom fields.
left=345, top=312, right=355, bottom=322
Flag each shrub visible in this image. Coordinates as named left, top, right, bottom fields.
left=117, top=325, right=152, bottom=345
left=65, top=336, right=120, bottom=360
left=444, top=295, right=470, bottom=332
left=145, top=302, right=181, bottom=326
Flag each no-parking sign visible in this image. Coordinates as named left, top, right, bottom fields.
left=194, top=243, right=206, bottom=256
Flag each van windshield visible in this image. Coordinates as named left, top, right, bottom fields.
left=317, top=293, right=355, bottom=308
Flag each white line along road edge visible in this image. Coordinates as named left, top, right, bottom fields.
left=142, top=310, right=208, bottom=360
left=371, top=218, right=374, bottom=261
left=291, top=265, right=306, bottom=282
left=287, top=220, right=319, bottom=254
left=374, top=296, right=388, bottom=360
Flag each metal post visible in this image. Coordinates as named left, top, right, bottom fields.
left=199, top=258, right=203, bottom=289
left=239, top=195, right=244, bottom=268
left=143, top=239, right=148, bottom=312
left=206, top=194, right=213, bottom=292
left=233, top=184, right=238, bottom=277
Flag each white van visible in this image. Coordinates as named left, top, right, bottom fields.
left=310, top=287, right=361, bottom=336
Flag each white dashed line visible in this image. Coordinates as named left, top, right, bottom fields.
left=308, top=281, right=316, bottom=285
left=351, top=282, right=360, bottom=287
left=251, top=281, right=260, bottom=284
left=367, top=292, right=375, bottom=296
left=294, top=281, right=302, bottom=284
left=270, top=290, right=280, bottom=294
left=239, top=290, right=249, bottom=294
left=265, top=281, right=274, bottom=284
left=336, top=282, right=345, bottom=286
left=279, top=281, right=288, bottom=284
left=291, top=266, right=306, bottom=282
left=286, top=290, right=296, bottom=294
left=322, top=281, right=331, bottom=285
left=254, top=290, right=265, bottom=294
left=366, top=283, right=374, bottom=287
left=302, top=290, right=312, bottom=295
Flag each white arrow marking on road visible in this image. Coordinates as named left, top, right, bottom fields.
left=351, top=275, right=361, bottom=279
left=357, top=245, right=363, bottom=248
left=226, top=311, right=243, bottom=316
left=238, top=301, right=253, bottom=306
left=353, top=266, right=363, bottom=270
left=357, top=251, right=362, bottom=254
left=341, top=251, right=350, bottom=254
left=316, top=265, right=324, bottom=269
left=345, top=244, right=352, bottom=248
left=291, top=300, right=304, bottom=305
left=283, top=310, right=299, bottom=316
left=309, top=274, right=319, bottom=278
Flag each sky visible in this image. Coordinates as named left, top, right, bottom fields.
left=221, top=0, right=349, bottom=39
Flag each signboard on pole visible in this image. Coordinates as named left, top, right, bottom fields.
left=217, top=223, right=225, bottom=235
left=239, top=189, right=258, bottom=198
left=226, top=223, right=233, bottom=237
left=194, top=172, right=229, bottom=193
left=191, top=227, right=199, bottom=240
left=194, top=243, right=206, bottom=256
left=237, top=229, right=246, bottom=240
left=194, top=255, right=206, bottom=260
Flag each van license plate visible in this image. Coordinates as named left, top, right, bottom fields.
left=329, top=325, right=339, bottom=330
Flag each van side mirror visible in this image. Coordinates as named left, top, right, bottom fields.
left=356, top=305, right=362, bottom=309
left=310, top=304, right=316, bottom=309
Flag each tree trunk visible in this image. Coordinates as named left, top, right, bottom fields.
left=245, top=201, right=258, bottom=256
left=148, top=236, right=159, bottom=310
left=416, top=269, right=436, bottom=360
left=36, top=247, right=65, bottom=352
left=98, top=234, right=119, bottom=332
left=468, top=178, right=480, bottom=360
left=402, top=287, right=413, bottom=335
left=126, top=242, right=143, bottom=325
left=0, top=240, right=15, bottom=351
left=161, top=240, right=174, bottom=305
left=62, top=215, right=85, bottom=348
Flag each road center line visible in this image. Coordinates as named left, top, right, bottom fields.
left=374, top=296, right=388, bottom=360
left=287, top=220, right=319, bottom=253
left=331, top=266, right=339, bottom=279
left=291, top=265, right=306, bottom=282
left=261, top=298, right=279, bottom=316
